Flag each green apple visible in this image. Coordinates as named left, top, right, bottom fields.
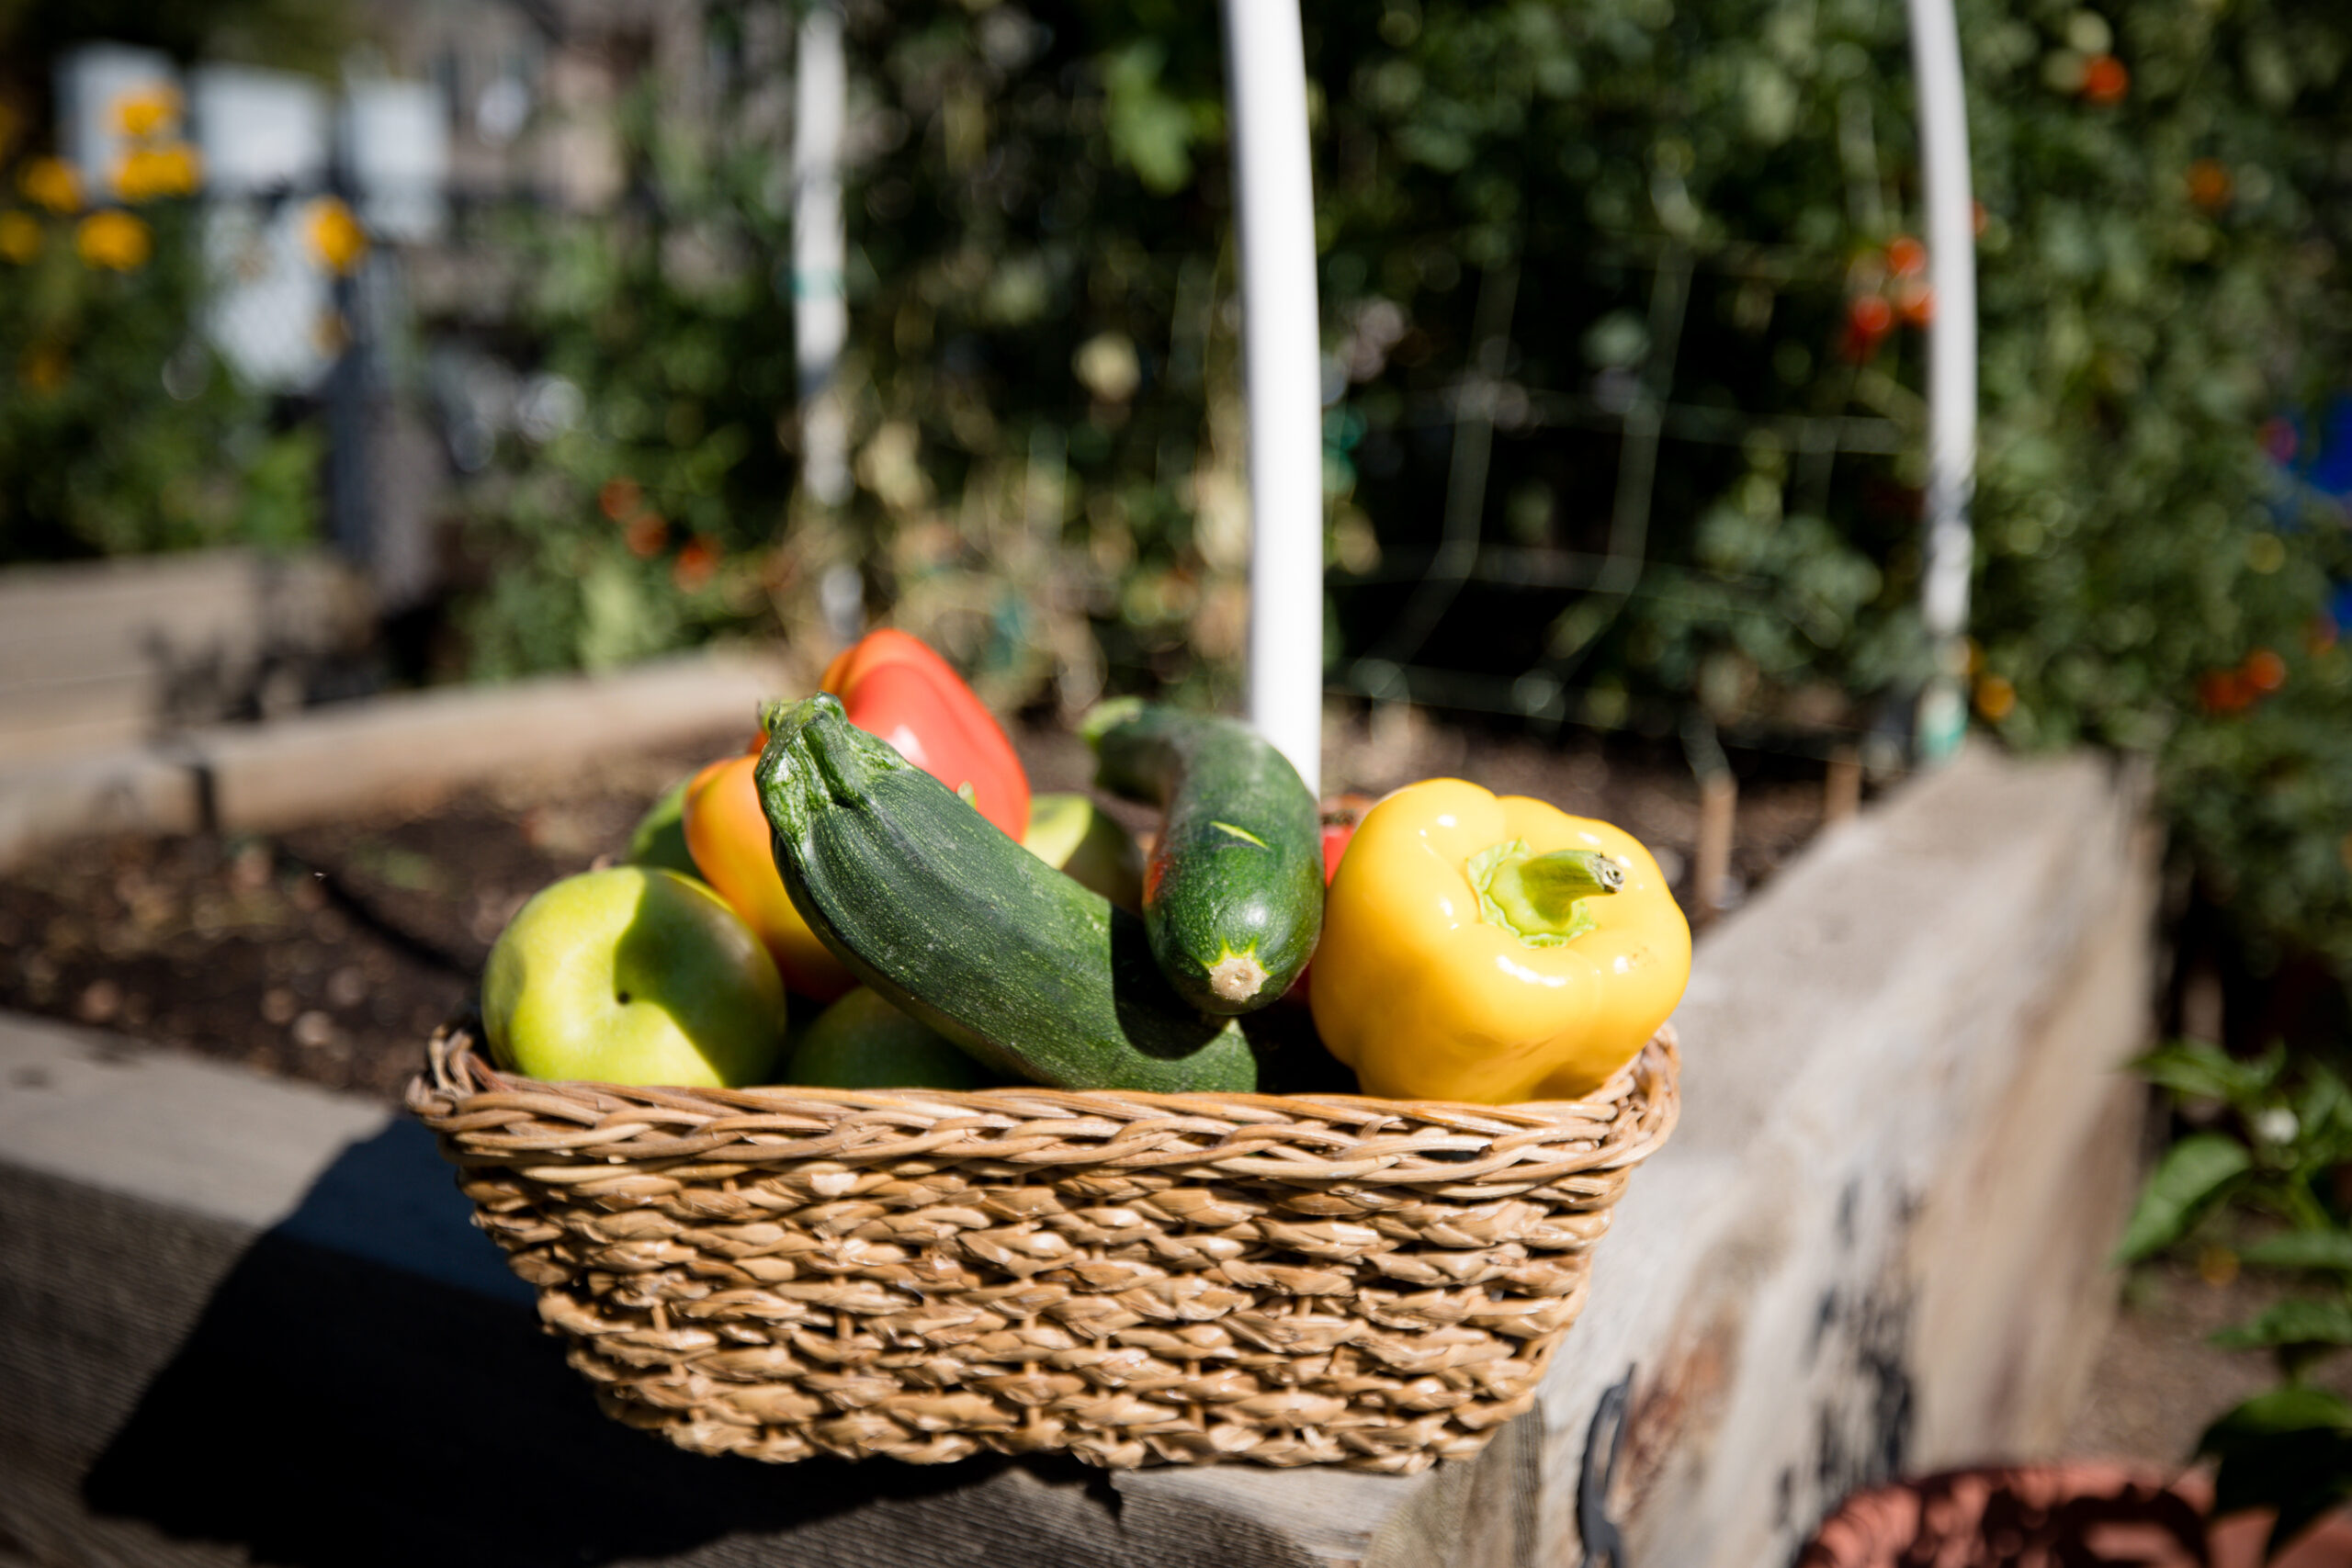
left=483, top=866, right=786, bottom=1088
left=1022, top=792, right=1145, bottom=911
left=783, top=987, right=994, bottom=1090
left=626, top=773, right=702, bottom=880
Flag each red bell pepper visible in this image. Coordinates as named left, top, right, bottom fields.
left=1281, top=794, right=1380, bottom=1008
left=1319, top=793, right=1377, bottom=882
left=820, top=629, right=1031, bottom=840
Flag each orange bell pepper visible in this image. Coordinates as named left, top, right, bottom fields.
left=820, top=629, right=1030, bottom=840
left=683, top=753, right=856, bottom=1000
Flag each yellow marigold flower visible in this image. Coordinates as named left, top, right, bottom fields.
left=0, top=210, right=39, bottom=264
left=113, top=144, right=202, bottom=202
left=305, top=197, right=368, bottom=276
left=161, top=144, right=200, bottom=195
left=116, top=87, right=182, bottom=139
left=19, top=156, right=80, bottom=214
left=115, top=150, right=158, bottom=201
left=75, top=209, right=151, bottom=271
left=1973, top=672, right=2017, bottom=722
left=21, top=344, right=67, bottom=392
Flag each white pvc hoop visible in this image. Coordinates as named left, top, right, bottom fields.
left=1220, top=0, right=1326, bottom=798
left=1906, top=0, right=1978, bottom=764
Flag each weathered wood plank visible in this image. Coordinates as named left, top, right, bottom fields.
left=0, top=1012, right=389, bottom=1232
left=1531, top=746, right=2156, bottom=1568
left=0, top=747, right=204, bottom=868
left=195, top=649, right=784, bottom=833
left=0, top=648, right=792, bottom=869
left=0, top=550, right=351, bottom=654
left=0, top=550, right=367, bottom=766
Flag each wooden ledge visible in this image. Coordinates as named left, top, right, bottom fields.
left=0, top=648, right=789, bottom=870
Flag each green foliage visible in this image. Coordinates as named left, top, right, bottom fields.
left=452, top=0, right=2352, bottom=982
left=2136, top=1037, right=2289, bottom=1105
left=2242, top=1230, right=2352, bottom=1272
left=0, top=0, right=345, bottom=568
left=2211, top=1298, right=2352, bottom=1352
left=2200, top=1386, right=2352, bottom=1561
left=2113, top=1130, right=2253, bottom=1262
left=1954, top=0, right=2352, bottom=984
left=447, top=77, right=808, bottom=681
left=0, top=166, right=320, bottom=564
left=2132, top=1042, right=2352, bottom=1558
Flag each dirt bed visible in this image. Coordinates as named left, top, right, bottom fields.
left=0, top=710, right=1837, bottom=1104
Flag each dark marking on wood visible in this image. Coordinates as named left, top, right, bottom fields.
left=1805, top=1287, right=1838, bottom=1368
left=1577, top=1368, right=1635, bottom=1568
left=1807, top=1275, right=1917, bottom=1520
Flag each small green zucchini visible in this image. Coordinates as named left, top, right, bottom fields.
left=1081, top=699, right=1323, bottom=1015
left=754, top=694, right=1255, bottom=1094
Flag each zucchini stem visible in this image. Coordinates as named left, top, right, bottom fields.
left=1207, top=950, right=1271, bottom=1005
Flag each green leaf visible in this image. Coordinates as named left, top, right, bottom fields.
left=2202, top=1385, right=2352, bottom=1452
left=2113, top=1133, right=2255, bottom=1262
left=1102, top=43, right=1199, bottom=196
left=2211, top=1298, right=2352, bottom=1351
left=2295, top=1065, right=2352, bottom=1153
left=2200, top=1388, right=2352, bottom=1559
left=2240, top=1231, right=2352, bottom=1274
left=2131, top=1040, right=2281, bottom=1109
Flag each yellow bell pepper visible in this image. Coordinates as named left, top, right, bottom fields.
left=1309, top=779, right=1690, bottom=1103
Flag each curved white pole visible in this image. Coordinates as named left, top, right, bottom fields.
left=1219, top=0, right=1324, bottom=797
left=1906, top=0, right=1977, bottom=764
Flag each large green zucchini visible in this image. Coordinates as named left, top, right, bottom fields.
left=1082, top=700, right=1323, bottom=1015
left=753, top=694, right=1255, bottom=1094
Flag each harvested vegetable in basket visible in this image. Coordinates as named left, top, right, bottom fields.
left=1311, top=779, right=1690, bottom=1104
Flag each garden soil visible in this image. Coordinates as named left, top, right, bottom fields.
left=0, top=708, right=1826, bottom=1104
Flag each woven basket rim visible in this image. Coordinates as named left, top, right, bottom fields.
left=409, top=1022, right=1679, bottom=1190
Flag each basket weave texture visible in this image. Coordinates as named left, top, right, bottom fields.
left=408, top=1024, right=1679, bottom=1474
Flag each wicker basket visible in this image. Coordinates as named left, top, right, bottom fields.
left=407, top=1022, right=1678, bottom=1474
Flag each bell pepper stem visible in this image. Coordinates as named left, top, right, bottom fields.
left=1468, top=840, right=1623, bottom=947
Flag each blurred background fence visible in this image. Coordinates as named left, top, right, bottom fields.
left=5, top=0, right=2352, bottom=1040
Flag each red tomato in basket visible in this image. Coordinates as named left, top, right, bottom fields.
left=1283, top=795, right=1381, bottom=1008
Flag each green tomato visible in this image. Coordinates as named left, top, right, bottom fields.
left=1021, top=792, right=1144, bottom=911
left=626, top=773, right=702, bottom=880
left=483, top=866, right=786, bottom=1088
left=783, top=987, right=994, bottom=1090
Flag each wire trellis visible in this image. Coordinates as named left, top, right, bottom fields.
left=1326, top=235, right=1922, bottom=768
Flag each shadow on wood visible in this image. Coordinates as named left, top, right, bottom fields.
left=77, top=1120, right=1121, bottom=1568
